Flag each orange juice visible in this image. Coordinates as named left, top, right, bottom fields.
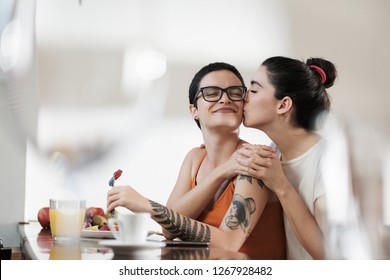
left=49, top=199, right=86, bottom=242
left=50, top=209, right=85, bottom=239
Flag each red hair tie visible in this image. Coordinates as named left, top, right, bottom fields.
left=310, top=65, right=326, bottom=84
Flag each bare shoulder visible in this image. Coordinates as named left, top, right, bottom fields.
left=187, top=145, right=206, bottom=154
left=183, top=146, right=206, bottom=165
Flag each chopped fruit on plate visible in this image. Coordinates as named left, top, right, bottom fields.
left=99, top=225, right=110, bottom=231
left=84, top=225, right=99, bottom=231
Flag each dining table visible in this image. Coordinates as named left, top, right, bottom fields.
left=18, top=221, right=252, bottom=260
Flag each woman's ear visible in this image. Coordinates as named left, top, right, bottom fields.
left=276, top=96, right=293, bottom=114
left=189, top=104, right=199, bottom=120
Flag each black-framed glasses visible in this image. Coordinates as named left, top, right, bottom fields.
left=195, top=86, right=247, bottom=102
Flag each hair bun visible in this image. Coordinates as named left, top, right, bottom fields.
left=307, top=58, right=337, bottom=88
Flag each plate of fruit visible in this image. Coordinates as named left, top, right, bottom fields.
left=37, top=205, right=117, bottom=239
left=81, top=207, right=116, bottom=239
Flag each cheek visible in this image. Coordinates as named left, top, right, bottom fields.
left=197, top=104, right=210, bottom=117
left=244, top=98, right=268, bottom=123
left=238, top=103, right=245, bottom=114
left=254, top=97, right=273, bottom=112
left=247, top=98, right=262, bottom=112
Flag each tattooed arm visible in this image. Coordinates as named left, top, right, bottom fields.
left=107, top=176, right=270, bottom=251
left=217, top=175, right=270, bottom=250
left=106, top=185, right=211, bottom=241
left=149, top=200, right=211, bottom=242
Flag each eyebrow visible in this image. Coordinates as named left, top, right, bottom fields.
left=250, top=80, right=262, bottom=87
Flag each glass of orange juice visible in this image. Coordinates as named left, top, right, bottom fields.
left=49, top=199, right=86, bottom=243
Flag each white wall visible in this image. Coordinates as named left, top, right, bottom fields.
left=0, top=83, right=27, bottom=247
left=284, top=0, right=390, bottom=139
left=0, top=0, right=37, bottom=247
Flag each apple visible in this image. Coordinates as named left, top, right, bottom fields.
left=86, top=207, right=104, bottom=217
left=37, top=207, right=50, bottom=229
left=84, top=207, right=105, bottom=227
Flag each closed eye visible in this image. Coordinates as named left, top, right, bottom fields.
left=250, top=81, right=262, bottom=93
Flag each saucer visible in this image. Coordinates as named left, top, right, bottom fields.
left=81, top=230, right=114, bottom=239
left=98, top=240, right=166, bottom=255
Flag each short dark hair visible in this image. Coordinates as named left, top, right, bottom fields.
left=262, top=56, right=337, bottom=130
left=189, top=62, right=245, bottom=129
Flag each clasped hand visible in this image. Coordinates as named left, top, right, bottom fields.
left=234, top=144, right=287, bottom=193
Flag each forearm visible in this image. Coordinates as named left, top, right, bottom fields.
left=151, top=200, right=237, bottom=251
left=276, top=183, right=325, bottom=259
left=152, top=200, right=211, bottom=241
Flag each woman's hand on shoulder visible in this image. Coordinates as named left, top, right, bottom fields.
left=218, top=150, right=246, bottom=179
left=213, top=140, right=249, bottom=179
left=234, top=144, right=275, bottom=174
left=238, top=143, right=276, bottom=160
left=234, top=144, right=287, bottom=193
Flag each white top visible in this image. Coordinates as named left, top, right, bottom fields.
left=275, top=139, right=326, bottom=260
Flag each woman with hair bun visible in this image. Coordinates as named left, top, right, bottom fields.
left=235, top=56, right=337, bottom=259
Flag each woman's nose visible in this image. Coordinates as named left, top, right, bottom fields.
left=219, top=91, right=231, bottom=103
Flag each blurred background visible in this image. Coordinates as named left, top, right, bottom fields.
left=1, top=0, right=389, bottom=258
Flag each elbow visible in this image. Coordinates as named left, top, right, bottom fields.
left=307, top=240, right=326, bottom=260
left=311, top=248, right=326, bottom=260
left=311, top=252, right=325, bottom=260
left=214, top=236, right=243, bottom=253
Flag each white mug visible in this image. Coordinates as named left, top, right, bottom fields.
left=108, top=212, right=150, bottom=244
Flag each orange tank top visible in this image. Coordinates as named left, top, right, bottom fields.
left=191, top=153, right=286, bottom=259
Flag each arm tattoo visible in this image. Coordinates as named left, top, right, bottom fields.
left=238, top=175, right=265, bottom=189
left=224, top=194, right=256, bottom=232
left=149, top=200, right=211, bottom=242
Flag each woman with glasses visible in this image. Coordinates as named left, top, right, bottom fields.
left=234, top=56, right=337, bottom=259
left=107, top=62, right=286, bottom=259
